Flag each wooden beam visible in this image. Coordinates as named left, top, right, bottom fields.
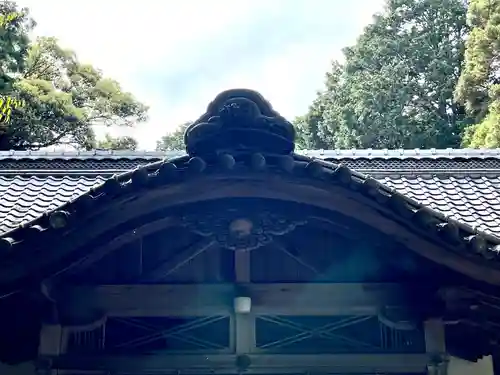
left=46, top=353, right=430, bottom=374
left=54, top=283, right=426, bottom=317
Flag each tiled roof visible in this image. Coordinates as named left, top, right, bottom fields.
left=1, top=149, right=500, bottom=174
left=2, top=147, right=500, bottom=158
left=0, top=176, right=106, bottom=234
left=0, top=149, right=500, bottom=238
left=380, top=175, right=500, bottom=235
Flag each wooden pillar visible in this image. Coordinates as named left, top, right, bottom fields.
left=425, top=318, right=448, bottom=375
left=494, top=354, right=500, bottom=375
left=37, top=324, right=68, bottom=375
left=232, top=249, right=256, bottom=354
left=234, top=313, right=256, bottom=354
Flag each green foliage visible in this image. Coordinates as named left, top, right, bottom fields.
left=156, top=122, right=191, bottom=151
left=455, top=0, right=500, bottom=148
left=294, top=81, right=334, bottom=150
left=0, top=95, right=25, bottom=124
left=0, top=1, right=34, bottom=92
left=0, top=2, right=148, bottom=151
left=0, top=10, right=22, bottom=27
left=95, top=133, right=138, bottom=150
left=0, top=36, right=148, bottom=150
left=296, top=0, right=472, bottom=149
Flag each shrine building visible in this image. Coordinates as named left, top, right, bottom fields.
left=1, top=89, right=500, bottom=375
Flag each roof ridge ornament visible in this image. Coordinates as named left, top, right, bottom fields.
left=184, top=89, right=296, bottom=157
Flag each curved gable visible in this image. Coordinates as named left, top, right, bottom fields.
left=0, top=89, right=499, bottom=291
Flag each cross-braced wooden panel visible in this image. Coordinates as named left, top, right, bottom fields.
left=67, top=316, right=231, bottom=354
left=65, top=314, right=424, bottom=356
left=255, top=315, right=425, bottom=354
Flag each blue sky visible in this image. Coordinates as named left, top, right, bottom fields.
left=18, top=0, right=385, bottom=150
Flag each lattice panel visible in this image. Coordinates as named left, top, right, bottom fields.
left=67, top=316, right=230, bottom=354
left=0, top=159, right=156, bottom=170
left=255, top=315, right=425, bottom=354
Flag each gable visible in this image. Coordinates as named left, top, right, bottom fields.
left=0, top=150, right=499, bottom=236
left=56, top=198, right=463, bottom=285
left=0, top=89, right=499, bottom=289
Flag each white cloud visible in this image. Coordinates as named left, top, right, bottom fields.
left=18, top=0, right=385, bottom=150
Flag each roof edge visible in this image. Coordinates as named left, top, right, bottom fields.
left=1, top=152, right=500, bottom=290
left=2, top=148, right=500, bottom=160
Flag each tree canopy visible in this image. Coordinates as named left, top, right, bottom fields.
left=7, top=0, right=500, bottom=151
left=455, top=0, right=500, bottom=147
left=156, top=121, right=190, bottom=151
left=96, top=133, right=138, bottom=151
left=296, top=0, right=473, bottom=149
left=0, top=2, right=147, bottom=151
left=0, top=1, right=33, bottom=92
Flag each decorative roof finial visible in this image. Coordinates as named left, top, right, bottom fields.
left=184, top=89, right=295, bottom=157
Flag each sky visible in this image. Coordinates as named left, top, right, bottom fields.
left=17, top=0, right=385, bottom=150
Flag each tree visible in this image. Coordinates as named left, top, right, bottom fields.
left=1, top=36, right=149, bottom=150
left=0, top=1, right=34, bottom=92
left=156, top=121, right=191, bottom=151
left=294, top=80, right=334, bottom=150
left=455, top=0, right=500, bottom=148
left=95, top=133, right=138, bottom=150
left=0, top=2, right=148, bottom=151
left=296, top=0, right=472, bottom=149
